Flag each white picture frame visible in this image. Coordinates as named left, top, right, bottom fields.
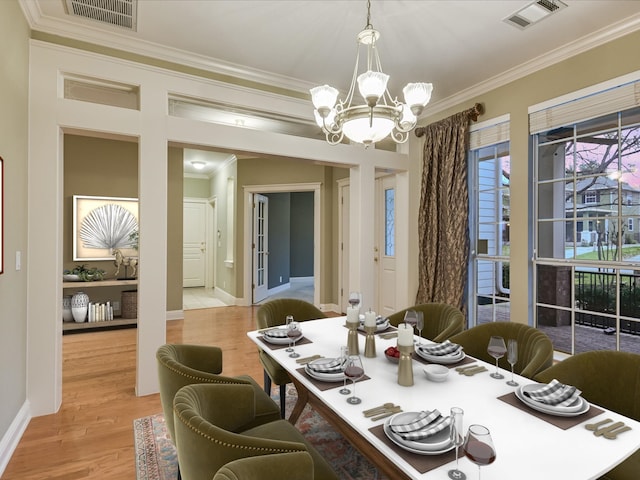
left=73, top=195, right=138, bottom=261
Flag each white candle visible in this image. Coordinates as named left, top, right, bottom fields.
left=346, top=306, right=360, bottom=324
left=397, top=323, right=414, bottom=346
left=364, top=310, right=377, bottom=327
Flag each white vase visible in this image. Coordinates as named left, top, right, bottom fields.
left=62, top=295, right=73, bottom=322
left=71, top=291, right=89, bottom=323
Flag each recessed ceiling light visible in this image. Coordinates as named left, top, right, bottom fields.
left=191, top=161, right=205, bottom=170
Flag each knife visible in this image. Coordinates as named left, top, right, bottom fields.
left=371, top=407, right=402, bottom=421
left=594, top=421, right=625, bottom=437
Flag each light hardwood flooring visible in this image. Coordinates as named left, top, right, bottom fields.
left=3, top=306, right=267, bottom=480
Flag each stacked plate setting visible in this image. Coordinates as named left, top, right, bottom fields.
left=262, top=327, right=299, bottom=345
left=515, top=383, right=589, bottom=417
left=357, top=317, right=391, bottom=333
left=415, top=342, right=465, bottom=365
left=383, top=411, right=455, bottom=455
left=304, top=358, right=346, bottom=382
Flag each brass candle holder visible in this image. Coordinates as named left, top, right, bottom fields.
left=347, top=321, right=360, bottom=355
left=397, top=343, right=414, bottom=386
left=364, top=325, right=376, bottom=357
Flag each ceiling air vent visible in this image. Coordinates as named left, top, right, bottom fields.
left=504, top=0, right=567, bottom=30
left=65, top=0, right=137, bottom=31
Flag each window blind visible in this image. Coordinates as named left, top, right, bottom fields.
left=469, top=116, right=510, bottom=150
left=529, top=79, right=640, bottom=134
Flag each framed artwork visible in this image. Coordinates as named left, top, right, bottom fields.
left=73, top=195, right=138, bottom=261
left=0, top=156, right=3, bottom=274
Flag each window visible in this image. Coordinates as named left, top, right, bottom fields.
left=533, top=102, right=640, bottom=355
left=469, top=116, right=510, bottom=327
left=384, top=188, right=395, bottom=256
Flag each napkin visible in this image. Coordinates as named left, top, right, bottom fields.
left=306, top=358, right=345, bottom=374
left=389, top=410, right=452, bottom=441
left=389, top=409, right=440, bottom=433
left=523, top=379, right=582, bottom=407
left=264, top=328, right=288, bottom=338
left=418, top=341, right=462, bottom=357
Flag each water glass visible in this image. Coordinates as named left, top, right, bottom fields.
left=448, top=407, right=466, bottom=480
left=285, top=315, right=294, bottom=352
left=487, top=336, right=506, bottom=379
left=339, top=346, right=351, bottom=395
left=506, top=339, right=518, bottom=386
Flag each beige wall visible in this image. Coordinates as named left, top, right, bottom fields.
left=0, top=0, right=29, bottom=440
left=184, top=177, right=210, bottom=198
left=236, top=157, right=348, bottom=303
left=416, top=29, right=640, bottom=324
left=63, top=135, right=184, bottom=312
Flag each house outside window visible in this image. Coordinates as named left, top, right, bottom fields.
left=468, top=117, right=510, bottom=327
left=532, top=94, right=640, bottom=355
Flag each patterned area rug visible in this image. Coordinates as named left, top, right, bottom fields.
left=133, top=388, right=387, bottom=480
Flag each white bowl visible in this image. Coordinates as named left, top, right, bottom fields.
left=423, top=364, right=449, bottom=382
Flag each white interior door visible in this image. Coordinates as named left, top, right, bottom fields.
left=183, top=200, right=207, bottom=287
left=376, top=176, right=397, bottom=317
left=253, top=194, right=269, bottom=303
left=339, top=183, right=350, bottom=313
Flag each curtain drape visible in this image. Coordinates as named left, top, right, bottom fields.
left=415, top=106, right=479, bottom=310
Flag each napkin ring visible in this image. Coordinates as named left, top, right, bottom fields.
left=364, top=325, right=376, bottom=358
left=397, top=344, right=414, bottom=387
left=347, top=322, right=360, bottom=355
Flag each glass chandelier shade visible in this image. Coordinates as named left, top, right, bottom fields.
left=310, top=2, right=432, bottom=147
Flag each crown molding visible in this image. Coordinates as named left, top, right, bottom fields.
left=422, top=12, right=640, bottom=119
left=20, top=1, right=640, bottom=120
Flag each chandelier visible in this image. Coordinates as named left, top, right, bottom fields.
left=310, top=0, right=433, bottom=147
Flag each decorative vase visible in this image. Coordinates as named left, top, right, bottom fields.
left=62, top=295, right=73, bottom=322
left=71, top=291, right=89, bottom=323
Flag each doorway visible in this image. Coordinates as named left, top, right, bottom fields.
left=244, top=183, right=321, bottom=307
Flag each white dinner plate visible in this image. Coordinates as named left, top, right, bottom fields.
left=358, top=319, right=391, bottom=332
left=261, top=328, right=303, bottom=345
left=383, top=412, right=454, bottom=454
left=304, top=365, right=345, bottom=382
left=415, top=348, right=465, bottom=365
left=515, top=384, right=590, bottom=416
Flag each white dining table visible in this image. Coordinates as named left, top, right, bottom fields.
left=248, top=316, right=640, bottom=480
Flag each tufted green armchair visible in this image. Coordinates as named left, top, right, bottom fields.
left=173, top=383, right=338, bottom=480
left=534, top=350, right=640, bottom=480
left=156, top=344, right=280, bottom=445
left=256, top=299, right=327, bottom=417
left=448, top=322, right=553, bottom=379
left=386, top=303, right=465, bottom=342
left=213, top=452, right=314, bottom=480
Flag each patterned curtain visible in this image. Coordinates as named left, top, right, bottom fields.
left=415, top=107, right=480, bottom=311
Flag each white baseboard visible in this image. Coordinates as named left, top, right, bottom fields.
left=213, top=287, right=239, bottom=306
left=267, top=282, right=291, bottom=296
left=0, top=400, right=31, bottom=477
left=291, top=276, right=313, bottom=283
left=320, top=303, right=340, bottom=314
left=166, top=310, right=184, bottom=321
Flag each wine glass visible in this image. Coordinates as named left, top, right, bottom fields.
left=416, top=311, right=425, bottom=345
left=285, top=315, right=294, bottom=353
left=506, top=339, right=519, bottom=386
left=287, top=321, right=302, bottom=358
left=344, top=355, right=365, bottom=405
left=339, top=346, right=351, bottom=395
left=487, top=336, right=507, bottom=379
left=447, top=407, right=466, bottom=480
left=404, top=310, right=418, bottom=331
left=462, top=425, right=496, bottom=480
left=348, top=291, right=362, bottom=309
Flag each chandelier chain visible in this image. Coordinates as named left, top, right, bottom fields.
left=365, top=0, right=373, bottom=29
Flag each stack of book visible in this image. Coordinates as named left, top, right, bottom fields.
left=87, top=301, right=114, bottom=322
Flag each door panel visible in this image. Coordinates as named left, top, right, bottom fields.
left=183, top=201, right=206, bottom=287
left=253, top=194, right=269, bottom=303
left=376, top=176, right=396, bottom=317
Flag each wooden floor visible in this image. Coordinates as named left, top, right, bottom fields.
left=2, top=306, right=268, bottom=480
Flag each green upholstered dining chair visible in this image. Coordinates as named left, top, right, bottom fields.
left=448, top=322, right=554, bottom=379
left=386, top=303, right=465, bottom=342
left=156, top=344, right=280, bottom=446
left=534, top=350, right=640, bottom=480
left=173, top=383, right=339, bottom=480
left=256, top=298, right=327, bottom=417
left=212, top=452, right=314, bottom=480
